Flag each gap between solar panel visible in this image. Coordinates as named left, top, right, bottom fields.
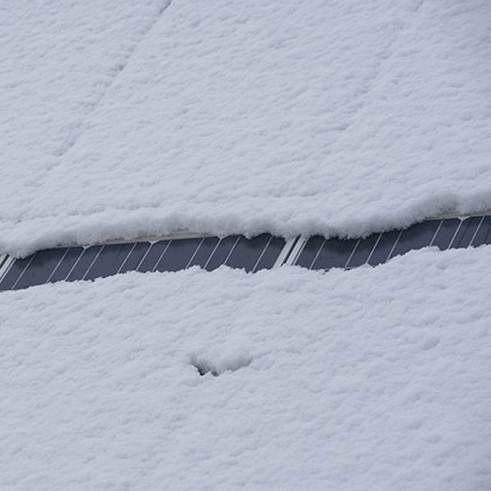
left=0, top=233, right=288, bottom=291
left=1, top=215, right=491, bottom=292
left=292, top=215, right=491, bottom=271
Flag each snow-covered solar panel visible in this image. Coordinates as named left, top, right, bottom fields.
left=0, top=234, right=286, bottom=291
left=1, top=216, right=491, bottom=292
left=293, top=216, right=491, bottom=271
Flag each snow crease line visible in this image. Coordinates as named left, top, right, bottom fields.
left=40, top=0, right=173, bottom=173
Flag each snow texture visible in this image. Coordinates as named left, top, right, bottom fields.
left=2, top=1, right=491, bottom=256
left=1, top=246, right=490, bottom=490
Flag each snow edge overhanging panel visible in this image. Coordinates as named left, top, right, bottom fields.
left=1, top=216, right=490, bottom=292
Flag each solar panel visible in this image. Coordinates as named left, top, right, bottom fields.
left=388, top=220, right=441, bottom=260
left=310, top=237, right=358, bottom=270
left=1, top=216, right=490, bottom=292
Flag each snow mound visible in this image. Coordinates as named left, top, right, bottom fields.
left=1, top=246, right=490, bottom=490
left=2, top=1, right=491, bottom=255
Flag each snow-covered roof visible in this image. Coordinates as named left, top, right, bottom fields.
left=1, top=2, right=490, bottom=490
left=2, top=1, right=491, bottom=256
left=2, top=247, right=490, bottom=489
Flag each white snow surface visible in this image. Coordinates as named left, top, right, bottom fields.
left=1, top=246, right=490, bottom=490
left=2, top=1, right=491, bottom=256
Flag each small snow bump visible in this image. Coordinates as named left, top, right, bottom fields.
left=190, top=351, right=252, bottom=377
left=421, top=336, right=440, bottom=351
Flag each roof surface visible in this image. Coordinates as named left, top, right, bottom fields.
left=1, top=247, right=490, bottom=490
left=1, top=2, right=490, bottom=490
left=2, top=0, right=491, bottom=255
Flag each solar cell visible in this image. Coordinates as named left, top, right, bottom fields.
left=472, top=215, right=491, bottom=246
left=14, top=248, right=68, bottom=289
left=154, top=238, right=201, bottom=272
left=311, top=237, right=358, bottom=271
left=188, top=237, right=219, bottom=268
left=66, top=246, right=103, bottom=281
left=431, top=218, right=459, bottom=250
left=295, top=236, right=324, bottom=269
left=204, top=236, right=240, bottom=271
left=448, top=216, right=482, bottom=249
left=367, top=230, right=400, bottom=266
left=346, top=234, right=380, bottom=269
left=136, top=241, right=170, bottom=273
left=0, top=255, right=33, bottom=291
left=389, top=220, right=440, bottom=259
left=47, top=247, right=84, bottom=283
left=253, top=236, right=285, bottom=271
left=118, top=242, right=150, bottom=274
left=84, top=243, right=136, bottom=280
left=225, top=234, right=271, bottom=272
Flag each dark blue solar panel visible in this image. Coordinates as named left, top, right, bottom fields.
left=295, top=236, right=324, bottom=269
left=367, top=230, right=400, bottom=266
left=118, top=242, right=150, bottom=274
left=389, top=220, right=440, bottom=259
left=48, top=247, right=84, bottom=283
left=14, top=248, right=68, bottom=289
left=346, top=234, right=380, bottom=269
left=431, top=218, right=459, bottom=250
left=311, top=237, right=358, bottom=270
left=205, top=236, right=240, bottom=271
left=472, top=216, right=491, bottom=246
left=84, top=243, right=135, bottom=280
left=137, top=241, right=170, bottom=273
left=188, top=237, right=219, bottom=268
left=253, top=236, right=285, bottom=271
left=155, top=238, right=201, bottom=272
left=66, top=246, right=103, bottom=281
left=448, top=216, right=482, bottom=249
left=225, top=234, right=271, bottom=272
left=0, top=256, right=33, bottom=291
left=1, top=216, right=490, bottom=292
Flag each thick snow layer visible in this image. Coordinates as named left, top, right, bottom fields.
left=2, top=1, right=491, bottom=256
left=1, top=246, right=490, bottom=490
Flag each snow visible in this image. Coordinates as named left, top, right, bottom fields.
left=2, top=1, right=491, bottom=256
left=1, top=246, right=490, bottom=490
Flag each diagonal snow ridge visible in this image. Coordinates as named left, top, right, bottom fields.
left=46, top=0, right=174, bottom=161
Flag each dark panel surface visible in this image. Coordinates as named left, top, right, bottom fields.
left=137, top=241, right=170, bottom=273
left=389, top=220, right=440, bottom=259
left=15, top=248, right=68, bottom=289
left=188, top=237, right=219, bottom=268
left=205, top=236, right=240, bottom=271
left=295, top=236, right=324, bottom=269
left=311, top=237, right=358, bottom=270
left=118, top=242, right=150, bottom=274
left=85, top=243, right=136, bottom=280
left=48, top=247, right=84, bottom=283
left=66, top=246, right=103, bottom=281
left=225, top=234, right=271, bottom=272
left=431, top=219, right=459, bottom=250
left=472, top=216, right=491, bottom=247
left=367, top=230, right=400, bottom=266
left=0, top=256, right=33, bottom=291
left=449, top=216, right=482, bottom=249
left=253, top=236, right=285, bottom=271
left=155, top=239, right=201, bottom=272
left=346, top=234, right=380, bottom=269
